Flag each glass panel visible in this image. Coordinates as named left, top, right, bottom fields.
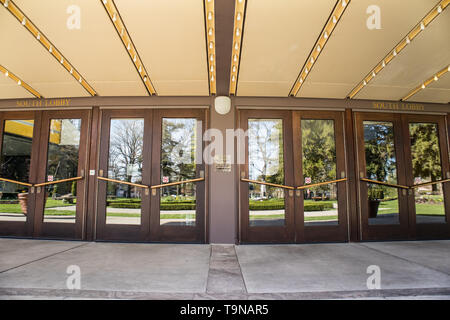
left=43, top=119, right=81, bottom=223
left=248, top=119, right=285, bottom=227
left=0, top=120, right=34, bottom=222
left=106, top=119, right=144, bottom=225
left=160, top=118, right=197, bottom=226
left=363, top=121, right=400, bottom=225
left=302, top=119, right=338, bottom=226
left=409, top=123, right=446, bottom=224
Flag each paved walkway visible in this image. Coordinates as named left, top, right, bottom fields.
left=0, top=239, right=449, bottom=300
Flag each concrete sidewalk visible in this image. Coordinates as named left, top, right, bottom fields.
left=0, top=238, right=449, bottom=300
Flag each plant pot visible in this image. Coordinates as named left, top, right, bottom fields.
left=368, top=199, right=380, bottom=218
left=18, top=193, right=28, bottom=215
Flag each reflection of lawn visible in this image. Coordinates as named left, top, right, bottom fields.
left=250, top=215, right=338, bottom=221
left=0, top=199, right=75, bottom=214
left=378, top=199, right=444, bottom=216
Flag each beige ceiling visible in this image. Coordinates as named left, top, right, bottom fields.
left=355, top=8, right=450, bottom=103
left=410, top=71, right=450, bottom=104
left=14, top=0, right=147, bottom=97
left=296, top=0, right=442, bottom=99
left=115, top=0, right=209, bottom=96
left=0, top=7, right=89, bottom=98
left=237, top=0, right=337, bottom=97
left=0, top=71, right=34, bottom=99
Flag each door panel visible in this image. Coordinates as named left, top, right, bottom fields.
left=150, top=109, right=206, bottom=243
left=403, top=114, right=450, bottom=239
left=96, top=110, right=152, bottom=242
left=294, top=111, right=348, bottom=243
left=33, top=111, right=89, bottom=239
left=0, top=112, right=39, bottom=237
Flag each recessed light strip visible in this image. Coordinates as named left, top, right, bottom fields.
left=0, top=64, right=43, bottom=98
left=101, top=0, right=156, bottom=95
left=204, top=0, right=216, bottom=95
left=348, top=0, right=449, bottom=99
left=290, top=0, right=350, bottom=96
left=402, top=65, right=450, bottom=101
left=0, top=0, right=96, bottom=96
left=229, top=0, right=246, bottom=96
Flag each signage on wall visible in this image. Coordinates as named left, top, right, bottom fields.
left=16, top=98, right=71, bottom=108
left=214, top=155, right=232, bottom=173
left=372, top=102, right=425, bottom=111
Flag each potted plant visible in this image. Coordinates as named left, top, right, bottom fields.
left=18, top=190, right=28, bottom=215
left=368, top=187, right=384, bottom=218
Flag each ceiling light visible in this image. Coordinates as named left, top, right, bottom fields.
left=60, top=57, right=64, bottom=64
left=21, top=18, right=26, bottom=25
left=232, top=75, right=236, bottom=82
left=102, top=0, right=107, bottom=4
left=434, top=75, right=438, bottom=81
left=235, top=42, right=239, bottom=50
left=372, top=71, right=376, bottom=77
left=210, top=65, right=214, bottom=72
left=232, top=65, right=237, bottom=73
left=332, top=16, right=337, bottom=24
left=112, top=13, right=117, bottom=22
left=211, top=54, right=215, bottom=61
left=393, top=49, right=397, bottom=56
left=133, top=54, right=137, bottom=62
left=210, top=41, right=214, bottom=49
left=120, top=28, right=124, bottom=36
left=342, top=0, right=347, bottom=7
left=406, top=36, right=410, bottom=44
left=17, top=80, right=21, bottom=85
left=144, top=75, right=147, bottom=82
left=305, top=67, right=308, bottom=74
left=382, top=60, right=386, bottom=68
left=437, top=5, right=442, bottom=13
left=237, top=12, right=242, bottom=21
left=4, top=0, right=8, bottom=8
left=36, top=32, right=40, bottom=40
left=208, top=28, right=213, bottom=36
left=70, top=68, right=73, bottom=74
left=211, top=75, right=214, bottom=82
left=79, top=78, right=82, bottom=83
left=139, top=65, right=142, bottom=73
left=363, top=80, right=367, bottom=86
left=233, top=54, right=237, bottom=62
left=236, top=28, right=240, bottom=37
left=310, top=57, right=314, bottom=64
left=208, top=12, right=213, bottom=20
left=299, top=78, right=303, bottom=84
left=324, top=31, right=328, bottom=39
left=5, top=71, right=8, bottom=77
left=127, top=43, right=131, bottom=50
left=49, top=45, right=52, bottom=53
left=421, top=83, right=425, bottom=89
left=420, top=22, right=425, bottom=30
left=317, top=45, right=321, bottom=52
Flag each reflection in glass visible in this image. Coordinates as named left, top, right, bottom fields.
left=0, top=120, right=34, bottom=222
left=160, top=118, right=197, bottom=226
left=302, top=119, right=338, bottom=226
left=364, top=121, right=400, bottom=225
left=43, top=119, right=81, bottom=223
left=248, top=119, right=285, bottom=227
left=106, top=119, right=144, bottom=225
left=410, top=123, right=446, bottom=224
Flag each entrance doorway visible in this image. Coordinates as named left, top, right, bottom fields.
left=95, top=109, right=206, bottom=243
left=355, top=113, right=450, bottom=240
left=0, top=110, right=90, bottom=239
left=239, top=110, right=348, bottom=243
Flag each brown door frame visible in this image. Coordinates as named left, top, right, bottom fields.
left=402, top=114, right=450, bottom=239
left=293, top=110, right=348, bottom=243
left=95, top=109, right=152, bottom=242
left=239, top=109, right=295, bottom=243
left=32, top=110, right=90, bottom=239
left=354, top=112, right=410, bottom=241
left=149, top=109, right=206, bottom=243
left=0, top=111, right=40, bottom=237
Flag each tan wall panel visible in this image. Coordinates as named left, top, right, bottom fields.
left=298, top=0, right=441, bottom=99
left=0, top=9, right=89, bottom=98
left=115, top=0, right=209, bottom=96
left=14, top=0, right=147, bottom=96
left=238, top=0, right=336, bottom=97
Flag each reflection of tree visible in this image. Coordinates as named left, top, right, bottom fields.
left=302, top=120, right=336, bottom=197
left=364, top=122, right=397, bottom=200
left=249, top=120, right=283, bottom=199
left=161, top=119, right=196, bottom=197
left=410, top=123, right=442, bottom=192
left=108, top=119, right=144, bottom=198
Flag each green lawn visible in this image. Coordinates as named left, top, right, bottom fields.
left=378, top=199, right=445, bottom=216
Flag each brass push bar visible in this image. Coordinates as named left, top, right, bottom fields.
left=360, top=178, right=409, bottom=190
left=34, top=176, right=84, bottom=187
left=240, top=178, right=295, bottom=190
left=0, top=177, right=33, bottom=187
left=151, top=177, right=205, bottom=189
left=410, top=178, right=450, bottom=189
left=97, top=176, right=149, bottom=189
left=297, top=178, right=347, bottom=190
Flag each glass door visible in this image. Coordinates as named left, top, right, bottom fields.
left=404, top=114, right=450, bottom=239
left=149, top=109, right=205, bottom=242
left=293, top=111, right=348, bottom=243
left=240, top=110, right=295, bottom=243
left=33, top=111, right=90, bottom=239
left=0, top=112, right=39, bottom=237
left=355, top=112, right=409, bottom=241
left=96, top=110, right=152, bottom=242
